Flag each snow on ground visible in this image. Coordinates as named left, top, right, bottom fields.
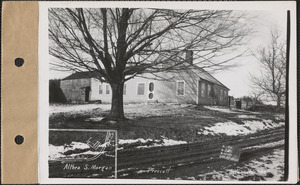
left=204, top=106, right=263, bottom=115
left=195, top=149, right=284, bottom=181
left=249, top=149, right=284, bottom=181
left=243, top=140, right=284, bottom=150
left=50, top=103, right=111, bottom=115
left=274, top=114, right=285, bottom=121
left=158, top=138, right=187, bottom=146
left=69, top=151, right=105, bottom=158
left=204, top=106, right=236, bottom=113
left=237, top=115, right=257, bottom=119
left=198, top=120, right=284, bottom=136
left=118, top=138, right=187, bottom=149
left=49, top=141, right=105, bottom=160
left=118, top=138, right=153, bottom=145
left=50, top=138, right=188, bottom=160
left=85, top=117, right=105, bottom=122
left=65, top=141, right=90, bottom=150
left=49, top=145, right=67, bottom=160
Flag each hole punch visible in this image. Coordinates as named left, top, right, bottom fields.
left=15, top=135, right=24, bottom=145
left=15, top=58, right=24, bottom=67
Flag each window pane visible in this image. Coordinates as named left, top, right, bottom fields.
left=99, top=85, right=103, bottom=94
left=201, top=82, right=206, bottom=97
left=149, top=82, right=154, bottom=92
left=148, top=93, right=154, bottom=99
left=215, top=87, right=219, bottom=98
left=220, top=89, right=223, bottom=101
left=106, top=84, right=110, bottom=94
left=177, top=81, right=184, bottom=96
left=137, top=83, right=145, bottom=95
left=123, top=84, right=126, bottom=95
left=207, top=84, right=211, bottom=97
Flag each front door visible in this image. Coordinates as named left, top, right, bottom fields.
left=85, top=86, right=91, bottom=102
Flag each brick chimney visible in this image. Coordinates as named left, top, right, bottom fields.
left=185, top=50, right=193, bottom=65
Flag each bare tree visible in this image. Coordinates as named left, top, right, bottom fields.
left=250, top=29, right=286, bottom=107
left=49, top=8, right=250, bottom=121
left=250, top=90, right=264, bottom=106
left=241, top=96, right=253, bottom=109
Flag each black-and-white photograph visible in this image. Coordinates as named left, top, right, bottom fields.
left=46, top=4, right=291, bottom=181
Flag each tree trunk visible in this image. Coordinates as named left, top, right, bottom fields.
left=108, top=82, right=125, bottom=121
left=276, top=94, right=281, bottom=108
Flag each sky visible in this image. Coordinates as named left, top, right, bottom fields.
left=49, top=10, right=288, bottom=98
left=214, top=10, right=287, bottom=97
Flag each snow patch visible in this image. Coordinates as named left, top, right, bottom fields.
left=118, top=138, right=153, bottom=145
left=68, top=151, right=105, bottom=158
left=49, top=145, right=66, bottom=160
left=198, top=120, right=284, bottom=136
left=192, top=149, right=284, bottom=181
left=49, top=141, right=103, bottom=160
left=157, top=138, right=187, bottom=146
left=249, top=149, right=284, bottom=181
left=243, top=140, right=284, bottom=151
left=118, top=138, right=187, bottom=149
left=204, top=106, right=236, bottom=113
left=274, top=114, right=285, bottom=121
left=237, top=115, right=257, bottom=119
left=85, top=117, right=105, bottom=122
left=50, top=104, right=110, bottom=115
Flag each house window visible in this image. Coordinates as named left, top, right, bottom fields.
left=148, top=82, right=154, bottom=100
left=149, top=82, right=154, bottom=92
left=177, top=81, right=185, bottom=96
left=137, top=83, right=145, bottom=95
left=220, top=89, right=223, bottom=101
left=224, top=90, right=228, bottom=100
left=106, top=84, right=110, bottom=94
left=207, top=84, right=211, bottom=97
left=99, top=85, right=103, bottom=94
left=214, top=87, right=219, bottom=99
left=201, top=82, right=206, bottom=97
left=123, top=84, right=126, bottom=95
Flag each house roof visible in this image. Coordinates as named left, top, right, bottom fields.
left=62, top=71, right=100, bottom=80
left=192, top=65, right=230, bottom=90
